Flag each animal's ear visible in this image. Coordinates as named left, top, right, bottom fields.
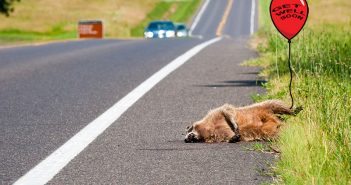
left=186, top=125, right=193, bottom=133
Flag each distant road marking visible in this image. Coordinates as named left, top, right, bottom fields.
left=216, top=0, right=234, bottom=36
left=189, top=0, right=210, bottom=36
left=250, top=0, right=256, bottom=35
left=13, top=37, right=222, bottom=185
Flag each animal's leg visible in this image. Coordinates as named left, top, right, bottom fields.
left=260, top=117, right=281, bottom=140
left=221, top=107, right=240, bottom=142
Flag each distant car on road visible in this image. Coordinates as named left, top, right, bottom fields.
left=144, top=21, right=176, bottom=39
left=175, top=23, right=189, bottom=37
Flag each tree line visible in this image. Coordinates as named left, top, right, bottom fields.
left=1, top=0, right=20, bottom=16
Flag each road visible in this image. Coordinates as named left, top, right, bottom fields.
left=0, top=0, right=274, bottom=184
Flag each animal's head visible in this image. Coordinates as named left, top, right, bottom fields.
left=184, top=122, right=205, bottom=143
left=184, top=111, right=239, bottom=143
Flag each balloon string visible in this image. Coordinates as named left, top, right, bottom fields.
left=288, top=40, right=294, bottom=109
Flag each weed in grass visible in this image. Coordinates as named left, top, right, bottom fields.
left=245, top=142, right=279, bottom=154
left=252, top=142, right=266, bottom=152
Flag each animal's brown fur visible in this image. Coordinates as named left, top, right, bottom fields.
left=184, top=100, right=300, bottom=143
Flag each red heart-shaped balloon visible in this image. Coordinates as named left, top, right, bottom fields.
left=270, top=0, right=309, bottom=40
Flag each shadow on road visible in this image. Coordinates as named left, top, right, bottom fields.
left=194, top=79, right=267, bottom=88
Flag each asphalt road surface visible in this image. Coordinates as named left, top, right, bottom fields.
left=0, top=0, right=274, bottom=184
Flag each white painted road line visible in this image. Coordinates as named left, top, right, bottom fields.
left=250, top=0, right=256, bottom=35
left=189, top=0, right=210, bottom=36
left=13, top=37, right=222, bottom=185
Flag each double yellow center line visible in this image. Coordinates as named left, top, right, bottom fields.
left=216, top=0, right=234, bottom=36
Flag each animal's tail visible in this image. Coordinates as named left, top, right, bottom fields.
left=257, top=100, right=302, bottom=115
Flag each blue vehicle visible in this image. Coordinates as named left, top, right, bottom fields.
left=175, top=23, right=189, bottom=37
left=144, top=21, right=176, bottom=39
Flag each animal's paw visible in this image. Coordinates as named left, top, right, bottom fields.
left=228, top=134, right=240, bottom=143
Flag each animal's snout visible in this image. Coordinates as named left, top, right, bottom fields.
left=184, top=132, right=196, bottom=143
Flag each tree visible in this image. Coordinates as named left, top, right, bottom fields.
left=0, top=0, right=20, bottom=16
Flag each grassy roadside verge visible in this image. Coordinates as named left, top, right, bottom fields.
left=130, top=0, right=201, bottom=37
left=249, top=0, right=351, bottom=184
left=0, top=28, right=76, bottom=43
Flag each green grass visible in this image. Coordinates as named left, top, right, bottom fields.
left=0, top=27, right=76, bottom=43
left=130, top=0, right=200, bottom=37
left=251, top=0, right=351, bottom=184
left=130, top=1, right=173, bottom=37
left=169, top=0, right=201, bottom=22
left=245, top=142, right=273, bottom=153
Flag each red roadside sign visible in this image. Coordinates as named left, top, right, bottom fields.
left=78, top=20, right=103, bottom=39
